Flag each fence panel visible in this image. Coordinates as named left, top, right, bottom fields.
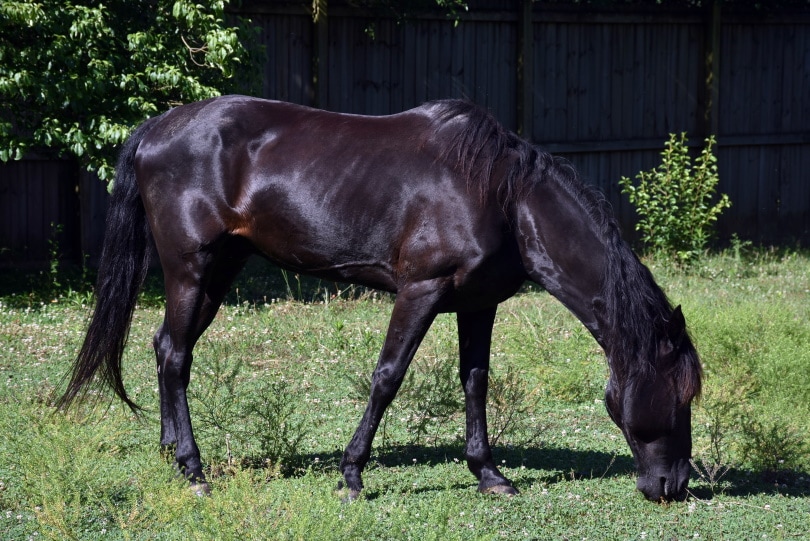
left=320, top=10, right=517, bottom=124
left=717, top=18, right=810, bottom=241
left=257, top=11, right=315, bottom=104
left=3, top=3, right=808, bottom=266
left=528, top=11, right=709, bottom=231
left=0, top=160, right=80, bottom=267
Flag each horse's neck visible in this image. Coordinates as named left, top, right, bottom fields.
left=513, top=182, right=611, bottom=346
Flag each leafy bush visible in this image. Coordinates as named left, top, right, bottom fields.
left=188, top=346, right=308, bottom=472
left=0, top=0, right=261, bottom=184
left=619, top=133, right=731, bottom=263
left=741, top=417, right=807, bottom=476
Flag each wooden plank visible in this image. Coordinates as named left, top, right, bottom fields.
left=426, top=18, right=440, bottom=99
left=517, top=0, right=533, bottom=138
left=451, top=16, right=467, bottom=100
left=402, top=22, right=418, bottom=109
left=79, top=170, right=108, bottom=266
left=778, top=145, right=810, bottom=240
left=707, top=0, right=721, bottom=136
left=316, top=6, right=328, bottom=108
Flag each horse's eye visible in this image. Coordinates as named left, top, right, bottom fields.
left=630, top=427, right=664, bottom=444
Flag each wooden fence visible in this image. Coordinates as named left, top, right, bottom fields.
left=1, top=0, right=808, bottom=266
left=248, top=0, right=810, bottom=243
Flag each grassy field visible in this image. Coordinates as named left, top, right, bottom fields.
left=0, top=249, right=808, bottom=540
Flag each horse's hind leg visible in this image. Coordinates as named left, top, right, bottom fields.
left=457, top=308, right=518, bottom=495
left=153, top=241, right=250, bottom=490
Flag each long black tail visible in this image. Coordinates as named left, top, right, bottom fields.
left=58, top=116, right=161, bottom=412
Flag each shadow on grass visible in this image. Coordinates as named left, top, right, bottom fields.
left=232, top=443, right=632, bottom=494
left=250, top=442, right=810, bottom=501
left=686, top=466, right=810, bottom=500
left=0, top=256, right=380, bottom=309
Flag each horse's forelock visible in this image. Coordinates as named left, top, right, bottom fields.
left=674, top=343, right=703, bottom=406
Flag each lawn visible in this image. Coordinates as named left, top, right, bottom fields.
left=0, top=249, right=808, bottom=539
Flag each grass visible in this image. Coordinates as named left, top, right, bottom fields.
left=0, top=249, right=808, bottom=539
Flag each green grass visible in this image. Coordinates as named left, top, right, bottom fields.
left=1, top=250, right=808, bottom=539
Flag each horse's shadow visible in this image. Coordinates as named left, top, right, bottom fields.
left=268, top=443, right=810, bottom=501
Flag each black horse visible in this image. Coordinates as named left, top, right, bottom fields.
left=60, top=96, right=701, bottom=502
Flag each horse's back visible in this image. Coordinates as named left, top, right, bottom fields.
left=132, top=96, right=516, bottom=295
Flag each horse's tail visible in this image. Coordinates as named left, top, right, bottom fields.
left=58, top=116, right=161, bottom=413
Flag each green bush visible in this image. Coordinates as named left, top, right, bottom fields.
left=619, top=133, right=731, bottom=263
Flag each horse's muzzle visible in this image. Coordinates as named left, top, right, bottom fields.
left=636, top=461, right=690, bottom=502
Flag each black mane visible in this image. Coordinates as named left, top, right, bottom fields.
left=433, top=99, right=701, bottom=402
left=431, top=99, right=538, bottom=208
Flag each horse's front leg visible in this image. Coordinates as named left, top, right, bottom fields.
left=339, top=280, right=447, bottom=500
left=457, top=307, right=518, bottom=495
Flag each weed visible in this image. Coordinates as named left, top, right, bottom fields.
left=346, top=354, right=463, bottom=448
left=47, top=222, right=63, bottom=292
left=487, top=364, right=545, bottom=447
left=741, top=417, right=807, bottom=478
left=188, top=342, right=308, bottom=472
left=695, top=364, right=758, bottom=466
left=398, top=355, right=464, bottom=445
left=689, top=454, right=731, bottom=495
left=248, top=380, right=309, bottom=467
left=280, top=268, right=303, bottom=301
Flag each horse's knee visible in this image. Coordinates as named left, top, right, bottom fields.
left=462, top=366, right=488, bottom=394
left=153, top=322, right=170, bottom=353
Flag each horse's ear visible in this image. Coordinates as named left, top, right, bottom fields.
left=662, top=305, right=686, bottom=356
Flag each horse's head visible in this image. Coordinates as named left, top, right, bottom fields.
left=603, top=306, right=701, bottom=502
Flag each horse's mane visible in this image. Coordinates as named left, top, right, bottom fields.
left=430, top=99, right=538, bottom=208
left=431, top=99, right=701, bottom=404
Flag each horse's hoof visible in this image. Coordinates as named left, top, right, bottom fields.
left=480, top=484, right=519, bottom=496
left=190, top=482, right=211, bottom=497
left=335, top=482, right=362, bottom=503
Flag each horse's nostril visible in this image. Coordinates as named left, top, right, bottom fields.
left=638, top=474, right=685, bottom=502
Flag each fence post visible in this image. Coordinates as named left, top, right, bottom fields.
left=78, top=168, right=108, bottom=267
left=517, top=0, right=534, bottom=141
left=704, top=0, right=721, bottom=137
left=313, top=0, right=329, bottom=109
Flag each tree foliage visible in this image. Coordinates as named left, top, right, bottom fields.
left=0, top=0, right=260, bottom=185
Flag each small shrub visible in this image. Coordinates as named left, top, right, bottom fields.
left=487, top=364, right=545, bottom=447
left=346, top=356, right=542, bottom=449
left=346, top=355, right=463, bottom=447
left=399, top=356, right=464, bottom=445
left=248, top=380, right=308, bottom=465
left=690, top=377, right=747, bottom=494
left=740, top=417, right=807, bottom=477
left=620, top=133, right=731, bottom=263
left=189, top=347, right=308, bottom=470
